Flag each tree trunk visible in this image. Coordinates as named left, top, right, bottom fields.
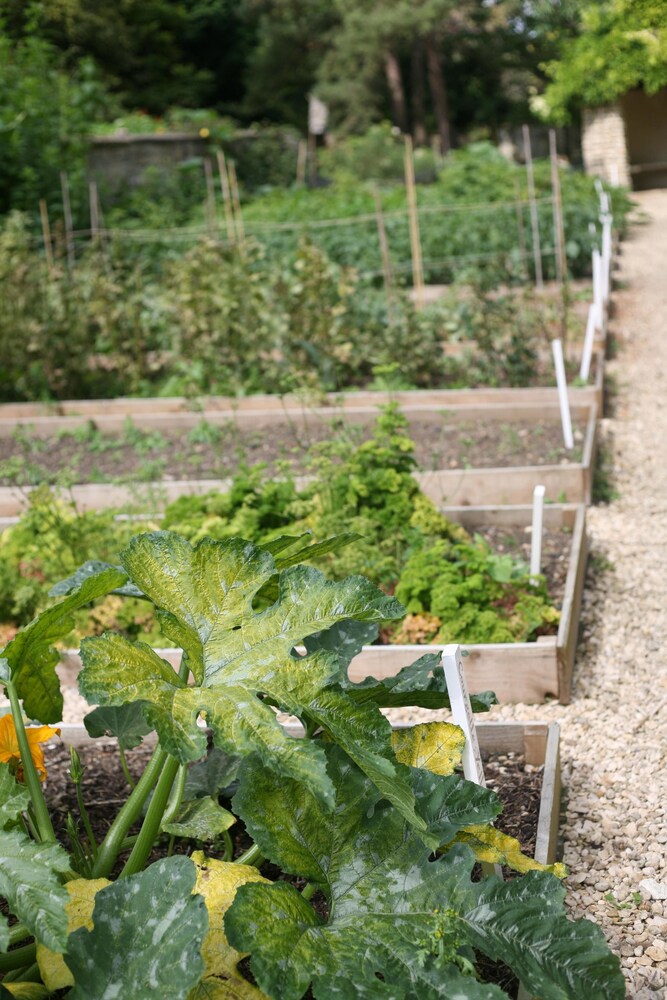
left=425, top=33, right=451, bottom=154
left=411, top=40, right=427, bottom=146
left=384, top=49, right=407, bottom=133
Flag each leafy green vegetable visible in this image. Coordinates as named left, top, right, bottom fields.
left=0, top=567, right=125, bottom=723
left=66, top=857, right=208, bottom=999
left=83, top=703, right=153, bottom=749
left=78, top=532, right=433, bottom=840
left=0, top=829, right=70, bottom=951
left=227, top=747, right=624, bottom=1000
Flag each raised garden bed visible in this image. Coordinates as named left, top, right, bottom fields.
left=0, top=400, right=598, bottom=515
left=0, top=367, right=604, bottom=433
left=52, top=503, right=587, bottom=706
left=40, top=718, right=560, bottom=1000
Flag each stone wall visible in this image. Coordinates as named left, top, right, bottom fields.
left=87, top=133, right=208, bottom=198
left=581, top=104, right=630, bottom=188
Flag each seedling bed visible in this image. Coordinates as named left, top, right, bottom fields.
left=52, top=503, right=586, bottom=707
left=0, top=400, right=598, bottom=515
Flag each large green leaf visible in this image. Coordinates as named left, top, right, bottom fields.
left=227, top=749, right=624, bottom=1000
left=66, top=857, right=207, bottom=1000
left=0, top=829, right=70, bottom=952
left=0, top=762, right=30, bottom=830
left=79, top=533, right=428, bottom=833
left=344, top=652, right=497, bottom=712
left=0, top=567, right=126, bottom=723
left=49, top=560, right=140, bottom=598
left=162, top=797, right=236, bottom=840
left=83, top=703, right=153, bottom=749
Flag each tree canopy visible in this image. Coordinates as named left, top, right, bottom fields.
left=540, top=0, right=667, bottom=122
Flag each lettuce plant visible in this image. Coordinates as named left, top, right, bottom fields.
left=0, top=531, right=624, bottom=998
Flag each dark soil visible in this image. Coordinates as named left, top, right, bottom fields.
left=474, top=525, right=571, bottom=608
left=0, top=416, right=584, bottom=487
left=39, top=740, right=544, bottom=997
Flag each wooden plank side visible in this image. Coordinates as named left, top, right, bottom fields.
left=0, top=399, right=595, bottom=439
left=556, top=505, right=588, bottom=705
left=415, top=465, right=586, bottom=506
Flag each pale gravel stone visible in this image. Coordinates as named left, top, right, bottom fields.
left=385, top=191, right=667, bottom=996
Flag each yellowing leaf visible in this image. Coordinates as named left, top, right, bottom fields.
left=36, top=878, right=110, bottom=990
left=391, top=722, right=465, bottom=776
left=2, top=985, right=49, bottom=999
left=188, top=851, right=270, bottom=1000
left=456, top=825, right=568, bottom=878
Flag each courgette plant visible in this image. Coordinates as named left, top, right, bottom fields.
left=0, top=531, right=624, bottom=999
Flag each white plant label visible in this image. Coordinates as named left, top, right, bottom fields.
left=551, top=338, right=574, bottom=450
left=530, top=484, right=546, bottom=583
left=442, top=644, right=485, bottom=786
left=580, top=303, right=597, bottom=381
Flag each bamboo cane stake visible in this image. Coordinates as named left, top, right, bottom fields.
left=215, top=150, right=236, bottom=244
left=403, top=134, right=425, bottom=308
left=39, top=199, right=54, bottom=275
left=549, top=129, right=567, bottom=286
left=296, top=139, right=307, bottom=185
left=89, top=181, right=100, bottom=243
left=522, top=125, right=543, bottom=290
left=227, top=159, right=245, bottom=246
left=203, top=157, right=217, bottom=235
left=514, top=177, right=527, bottom=278
left=60, top=171, right=75, bottom=268
left=373, top=186, right=395, bottom=324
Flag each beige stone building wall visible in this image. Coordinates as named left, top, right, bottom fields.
left=581, top=104, right=631, bottom=187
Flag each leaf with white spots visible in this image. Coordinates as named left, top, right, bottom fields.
left=66, top=856, right=207, bottom=1000
left=227, top=747, right=625, bottom=1000
left=0, top=829, right=70, bottom=952
left=36, top=878, right=110, bottom=991
left=162, top=797, right=236, bottom=841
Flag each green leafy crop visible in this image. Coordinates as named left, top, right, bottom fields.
left=0, top=531, right=624, bottom=998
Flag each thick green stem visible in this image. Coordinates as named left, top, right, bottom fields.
left=235, top=843, right=263, bottom=867
left=7, top=924, right=30, bottom=946
left=222, top=829, right=233, bottom=862
left=5, top=683, right=55, bottom=843
left=161, top=763, right=186, bottom=827
left=92, top=745, right=167, bottom=879
left=301, top=882, right=317, bottom=901
left=118, top=745, right=136, bottom=789
left=0, top=943, right=37, bottom=973
left=119, top=755, right=180, bottom=879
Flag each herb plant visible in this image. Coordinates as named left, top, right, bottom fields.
left=0, top=530, right=625, bottom=998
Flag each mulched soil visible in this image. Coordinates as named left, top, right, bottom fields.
left=39, top=740, right=544, bottom=997
left=0, top=417, right=584, bottom=486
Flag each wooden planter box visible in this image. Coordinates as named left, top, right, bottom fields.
left=54, top=719, right=561, bottom=872
left=0, top=400, right=598, bottom=516
left=0, top=376, right=602, bottom=434
left=55, top=503, right=586, bottom=705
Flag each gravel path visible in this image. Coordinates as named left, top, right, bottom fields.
left=473, top=192, right=667, bottom=997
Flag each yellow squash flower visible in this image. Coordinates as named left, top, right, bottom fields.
left=0, top=714, right=60, bottom=782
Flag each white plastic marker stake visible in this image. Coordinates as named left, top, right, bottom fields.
left=552, top=338, right=574, bottom=450
left=530, top=485, right=546, bottom=585
left=602, top=218, right=612, bottom=302
left=442, top=645, right=503, bottom=880
left=442, top=644, right=485, bottom=786
left=580, top=303, right=597, bottom=382
left=592, top=248, right=604, bottom=332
